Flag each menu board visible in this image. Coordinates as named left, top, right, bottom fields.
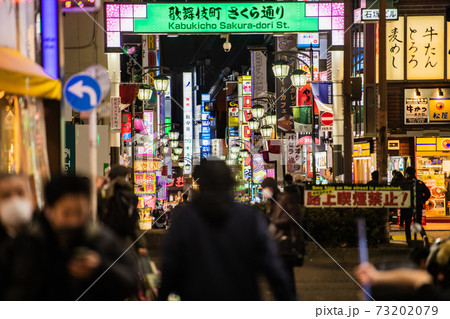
left=422, top=174, right=446, bottom=217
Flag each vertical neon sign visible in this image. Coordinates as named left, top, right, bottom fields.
left=201, top=94, right=211, bottom=158
left=183, top=72, right=193, bottom=174
left=41, top=0, right=59, bottom=79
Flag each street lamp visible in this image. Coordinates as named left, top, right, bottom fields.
left=160, top=135, right=169, bottom=145
left=169, top=140, right=179, bottom=148
left=230, top=145, right=241, bottom=154
left=225, top=159, right=235, bottom=166
left=169, top=129, right=180, bottom=141
left=229, top=152, right=238, bottom=160
left=272, top=60, right=290, bottom=81
left=248, top=118, right=260, bottom=131
left=290, top=69, right=308, bottom=88
left=264, top=110, right=277, bottom=126
left=162, top=145, right=170, bottom=154
left=239, top=149, right=250, bottom=159
left=251, top=104, right=265, bottom=119
left=171, top=153, right=179, bottom=161
left=173, top=146, right=183, bottom=155
left=153, top=74, right=170, bottom=92
left=260, top=125, right=273, bottom=138
left=272, top=45, right=317, bottom=184
left=178, top=161, right=184, bottom=168
left=138, top=84, right=153, bottom=101
left=229, top=139, right=255, bottom=201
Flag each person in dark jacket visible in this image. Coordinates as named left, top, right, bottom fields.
left=283, top=174, right=304, bottom=205
left=391, top=171, right=406, bottom=227
left=4, top=175, right=139, bottom=300
left=158, top=159, right=294, bottom=301
left=98, top=165, right=148, bottom=256
left=0, top=174, right=35, bottom=300
left=404, top=167, right=431, bottom=245
left=262, top=176, right=304, bottom=299
left=367, top=170, right=379, bottom=186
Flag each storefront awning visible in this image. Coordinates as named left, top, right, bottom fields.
left=0, top=47, right=61, bottom=100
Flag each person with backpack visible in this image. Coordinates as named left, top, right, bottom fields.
left=404, top=167, right=431, bottom=246
left=98, top=165, right=148, bottom=256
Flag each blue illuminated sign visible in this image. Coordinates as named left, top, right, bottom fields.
left=41, top=0, right=59, bottom=79
left=201, top=95, right=211, bottom=158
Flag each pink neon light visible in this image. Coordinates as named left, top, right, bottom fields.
left=332, top=3, right=345, bottom=17
left=106, top=4, right=120, bottom=18
left=107, top=18, right=120, bottom=31
left=319, top=3, right=332, bottom=16
left=120, top=4, right=133, bottom=18
left=332, top=16, right=344, bottom=30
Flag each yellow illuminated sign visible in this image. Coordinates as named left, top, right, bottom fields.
left=353, top=143, right=370, bottom=157
left=416, top=138, right=436, bottom=151
left=429, top=99, right=450, bottom=123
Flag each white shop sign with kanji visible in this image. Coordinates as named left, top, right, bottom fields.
left=405, top=98, right=429, bottom=124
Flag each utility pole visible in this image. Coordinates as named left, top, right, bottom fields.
left=131, top=68, right=136, bottom=180
left=310, top=44, right=317, bottom=185
left=343, top=0, right=353, bottom=184
left=377, top=0, right=388, bottom=183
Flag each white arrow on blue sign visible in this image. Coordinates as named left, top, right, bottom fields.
left=64, top=73, right=102, bottom=111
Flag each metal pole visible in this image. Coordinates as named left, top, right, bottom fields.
left=89, top=110, right=97, bottom=221
left=343, top=0, right=353, bottom=184
left=310, top=44, right=316, bottom=185
left=377, top=0, right=388, bottom=183
left=250, top=152, right=254, bottom=202
left=131, top=69, right=135, bottom=183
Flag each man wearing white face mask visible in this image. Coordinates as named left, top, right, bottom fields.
left=0, top=174, right=35, bottom=300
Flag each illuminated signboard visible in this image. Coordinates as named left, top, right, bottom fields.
left=104, top=2, right=345, bottom=52
left=406, top=16, right=445, bottom=80
left=41, top=0, right=59, bottom=79
left=361, top=8, right=398, bottom=21
left=386, top=17, right=404, bottom=81
left=353, top=143, right=370, bottom=157
left=305, top=186, right=411, bottom=208
left=386, top=16, right=447, bottom=81
left=183, top=72, right=193, bottom=174
left=61, top=0, right=100, bottom=13
left=404, top=88, right=450, bottom=125
left=201, top=94, right=211, bottom=158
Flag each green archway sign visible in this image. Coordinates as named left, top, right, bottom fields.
left=104, top=2, right=327, bottom=52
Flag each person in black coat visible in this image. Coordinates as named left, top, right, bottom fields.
left=158, top=159, right=294, bottom=301
left=403, top=167, right=431, bottom=245
left=4, top=175, right=139, bottom=300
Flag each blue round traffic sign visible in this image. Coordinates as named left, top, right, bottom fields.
left=64, top=74, right=102, bottom=111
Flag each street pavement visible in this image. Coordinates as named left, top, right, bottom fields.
left=146, top=226, right=450, bottom=301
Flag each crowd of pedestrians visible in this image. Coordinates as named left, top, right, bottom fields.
left=2, top=162, right=450, bottom=301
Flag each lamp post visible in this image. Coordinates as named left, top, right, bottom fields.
left=272, top=45, right=317, bottom=184
left=131, top=66, right=170, bottom=183
left=228, top=139, right=255, bottom=201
